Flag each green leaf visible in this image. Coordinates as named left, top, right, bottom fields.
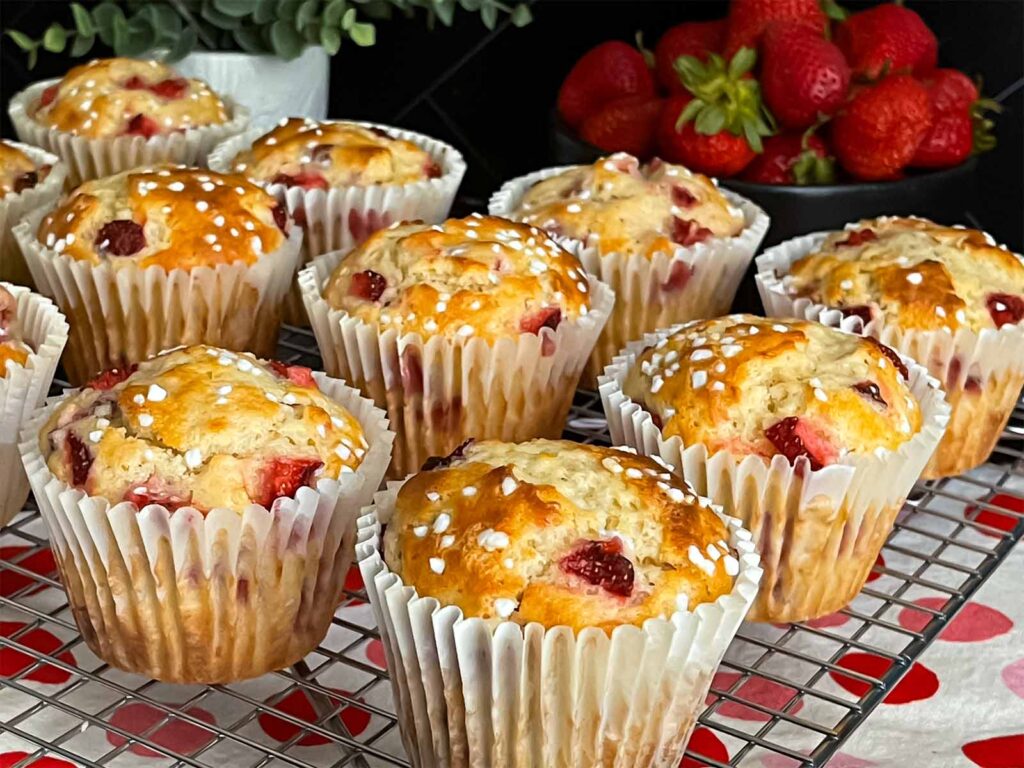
left=320, top=23, right=341, bottom=53
left=119, top=18, right=157, bottom=56
left=296, top=0, right=319, bottom=28
left=433, top=0, right=455, bottom=26
left=70, top=3, right=95, bottom=35
left=510, top=3, right=531, bottom=26
left=348, top=20, right=375, bottom=45
left=674, top=98, right=704, bottom=131
left=253, top=0, right=277, bottom=23
left=70, top=32, right=96, bottom=57
left=141, top=4, right=184, bottom=47
left=269, top=17, right=304, bottom=57
left=324, top=0, right=347, bottom=25
left=742, top=120, right=763, bottom=153
left=695, top=104, right=726, bottom=135
left=202, top=0, right=244, bottom=29
left=110, top=10, right=130, bottom=54
left=480, top=2, right=497, bottom=29
left=341, top=7, right=356, bottom=28
left=213, top=0, right=258, bottom=17
left=276, top=0, right=303, bottom=19
left=91, top=2, right=124, bottom=46
left=42, top=24, right=68, bottom=53
left=459, top=0, right=481, bottom=11
left=728, top=47, right=756, bottom=79
left=820, top=0, right=849, bottom=22
left=165, top=24, right=198, bottom=60
left=4, top=29, right=37, bottom=52
left=27, top=47, right=38, bottom=68
left=233, top=24, right=268, bottom=51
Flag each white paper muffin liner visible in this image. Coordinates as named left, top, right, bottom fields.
left=598, top=315, right=950, bottom=623
left=488, top=164, right=769, bottom=384
left=14, top=203, right=303, bottom=385
left=755, top=230, right=1024, bottom=478
left=18, top=372, right=394, bottom=684
left=209, top=122, right=467, bottom=325
left=300, top=248, right=614, bottom=478
left=356, top=480, right=762, bottom=768
left=0, top=141, right=66, bottom=287
left=8, top=78, right=251, bottom=189
left=0, top=283, right=69, bottom=527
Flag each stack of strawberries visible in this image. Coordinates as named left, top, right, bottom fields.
left=557, top=0, right=998, bottom=184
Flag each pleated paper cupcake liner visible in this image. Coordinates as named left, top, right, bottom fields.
left=0, top=283, right=69, bottom=527
left=300, top=248, right=614, bottom=478
left=755, top=230, right=1024, bottom=479
left=0, top=141, right=66, bottom=287
left=488, top=164, right=769, bottom=385
left=15, top=204, right=303, bottom=385
left=18, top=373, right=394, bottom=684
left=599, top=316, right=950, bottom=623
left=356, top=481, right=762, bottom=768
left=8, top=79, right=251, bottom=189
left=209, top=122, right=467, bottom=325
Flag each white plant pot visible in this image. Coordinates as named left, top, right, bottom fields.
left=172, top=47, right=329, bottom=126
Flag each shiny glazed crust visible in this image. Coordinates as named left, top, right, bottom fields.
left=233, top=118, right=440, bottom=186
left=383, top=438, right=736, bottom=633
left=39, top=345, right=366, bottom=512
left=0, top=140, right=51, bottom=197
left=622, top=314, right=922, bottom=464
left=322, top=214, right=591, bottom=342
left=32, top=58, right=229, bottom=138
left=36, top=165, right=288, bottom=269
left=787, top=216, right=1024, bottom=332
left=512, top=153, right=744, bottom=257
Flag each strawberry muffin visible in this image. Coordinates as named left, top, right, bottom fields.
left=489, top=152, right=768, bottom=383
left=301, top=214, right=612, bottom=477
left=9, top=58, right=249, bottom=186
left=757, top=216, right=1024, bottom=477
left=15, top=165, right=301, bottom=383
left=0, top=283, right=68, bottom=527
left=358, top=439, right=760, bottom=767
left=210, top=118, right=465, bottom=323
left=600, top=315, right=949, bottom=622
left=21, top=345, right=392, bottom=683
left=0, top=140, right=65, bottom=286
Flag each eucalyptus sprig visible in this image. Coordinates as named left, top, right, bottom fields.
left=6, top=0, right=532, bottom=67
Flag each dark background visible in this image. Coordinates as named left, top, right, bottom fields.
left=2, top=0, right=1022, bottom=251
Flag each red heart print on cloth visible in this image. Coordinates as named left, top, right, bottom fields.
left=0, top=547, right=57, bottom=598
left=707, top=671, right=804, bottom=721
left=364, top=638, right=387, bottom=669
left=0, top=622, right=75, bottom=685
left=258, top=688, right=371, bottom=746
left=680, top=727, right=729, bottom=767
left=961, top=734, right=1024, bottom=767
left=106, top=702, right=217, bottom=758
left=0, top=752, right=77, bottom=768
left=898, top=598, right=1013, bottom=641
left=339, top=564, right=365, bottom=606
left=966, top=494, right=1023, bottom=537
left=1002, top=658, right=1024, bottom=699
left=829, top=653, right=939, bottom=704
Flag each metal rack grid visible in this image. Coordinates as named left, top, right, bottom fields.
left=1, top=324, right=1022, bottom=768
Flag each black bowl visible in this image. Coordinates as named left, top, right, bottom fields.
left=550, top=114, right=981, bottom=312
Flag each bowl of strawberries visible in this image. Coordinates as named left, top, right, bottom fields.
left=552, top=0, right=997, bottom=247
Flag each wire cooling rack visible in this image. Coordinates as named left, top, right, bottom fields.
left=1, top=324, right=1022, bottom=768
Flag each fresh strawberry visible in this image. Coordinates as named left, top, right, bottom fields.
left=254, top=457, right=324, bottom=508
left=910, top=110, right=972, bottom=168
left=349, top=270, right=387, bottom=302
left=561, top=539, right=634, bottom=596
left=831, top=74, right=932, bottom=180
left=557, top=41, right=656, bottom=129
left=656, top=48, right=773, bottom=177
left=835, top=4, right=937, bottom=80
left=986, top=293, right=1024, bottom=328
left=761, top=22, right=850, bottom=129
left=86, top=364, right=138, bottom=391
left=742, top=131, right=835, bottom=184
left=269, top=361, right=318, bottom=389
left=723, top=0, right=827, bottom=58
left=580, top=96, right=664, bottom=158
left=922, top=69, right=979, bottom=114
left=124, top=113, right=160, bottom=138
left=654, top=20, right=727, bottom=93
